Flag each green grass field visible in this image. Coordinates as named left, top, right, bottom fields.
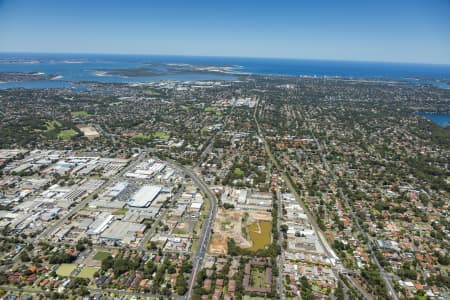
left=250, top=269, right=266, bottom=288
left=131, top=133, right=151, bottom=143
left=77, top=266, right=99, bottom=279
left=191, top=238, right=199, bottom=252
left=56, top=264, right=77, bottom=277
left=204, top=106, right=222, bottom=116
left=173, top=228, right=188, bottom=235
left=233, top=168, right=244, bottom=176
left=93, top=251, right=111, bottom=261
left=144, top=89, right=160, bottom=96
left=57, top=129, right=77, bottom=140
left=153, top=131, right=170, bottom=140
left=71, top=111, right=90, bottom=117
left=112, top=208, right=128, bottom=215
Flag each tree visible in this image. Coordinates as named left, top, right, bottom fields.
left=48, top=253, right=76, bottom=264
left=300, top=276, right=315, bottom=300
left=20, top=251, right=31, bottom=262
left=167, top=264, right=176, bottom=274
left=149, top=241, right=158, bottom=250
left=175, top=273, right=187, bottom=295
left=75, top=240, right=86, bottom=251
left=223, top=203, right=235, bottom=209
left=101, top=255, right=114, bottom=271
left=335, top=281, right=345, bottom=300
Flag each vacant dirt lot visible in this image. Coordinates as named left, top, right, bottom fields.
left=209, top=208, right=271, bottom=255
left=77, top=125, right=100, bottom=139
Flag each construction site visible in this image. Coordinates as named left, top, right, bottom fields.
left=209, top=208, right=272, bottom=255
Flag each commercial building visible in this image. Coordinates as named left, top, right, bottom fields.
left=128, top=185, right=162, bottom=208
left=100, top=221, right=146, bottom=244
left=221, top=188, right=273, bottom=211
left=87, top=213, right=114, bottom=235
left=105, top=181, right=129, bottom=199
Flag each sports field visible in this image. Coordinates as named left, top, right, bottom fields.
left=77, top=266, right=99, bottom=279
left=58, top=129, right=77, bottom=140
left=56, top=263, right=76, bottom=277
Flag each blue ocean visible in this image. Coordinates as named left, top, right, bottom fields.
left=417, top=113, right=450, bottom=127
left=1, top=53, right=450, bottom=89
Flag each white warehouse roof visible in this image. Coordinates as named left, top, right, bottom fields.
left=128, top=185, right=162, bottom=208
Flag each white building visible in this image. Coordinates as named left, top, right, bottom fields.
left=128, top=185, right=162, bottom=208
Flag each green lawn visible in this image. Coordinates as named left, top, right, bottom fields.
left=93, top=251, right=111, bottom=261
left=173, top=228, right=188, bottom=235
left=77, top=266, right=99, bottom=279
left=250, top=269, right=265, bottom=288
left=131, top=133, right=151, bottom=143
left=57, top=129, right=77, bottom=140
left=56, top=264, right=77, bottom=277
left=233, top=168, right=244, bottom=176
left=191, top=238, right=199, bottom=252
left=204, top=106, right=222, bottom=116
left=144, top=89, right=160, bottom=96
left=112, top=208, right=128, bottom=215
left=71, top=111, right=90, bottom=117
left=130, top=131, right=171, bottom=144
left=153, top=131, right=170, bottom=140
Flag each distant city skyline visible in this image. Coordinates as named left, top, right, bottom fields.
left=0, top=0, right=449, bottom=64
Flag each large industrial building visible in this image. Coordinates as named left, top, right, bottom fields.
left=100, top=220, right=146, bottom=244
left=105, top=181, right=128, bottom=199
left=221, top=188, right=273, bottom=211
left=128, top=185, right=162, bottom=208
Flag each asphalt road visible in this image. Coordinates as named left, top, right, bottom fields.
left=0, top=285, right=180, bottom=299
left=171, top=104, right=236, bottom=298
left=275, top=190, right=285, bottom=300
left=167, top=159, right=218, bottom=300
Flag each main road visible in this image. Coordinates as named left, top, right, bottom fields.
left=275, top=190, right=285, bottom=300
left=175, top=102, right=236, bottom=298
left=0, top=285, right=180, bottom=300
left=167, top=159, right=218, bottom=300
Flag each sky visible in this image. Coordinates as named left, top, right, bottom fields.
left=0, top=0, right=449, bottom=64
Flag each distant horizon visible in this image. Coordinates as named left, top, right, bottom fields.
left=1, top=1, right=449, bottom=65
left=2, top=51, right=450, bottom=67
